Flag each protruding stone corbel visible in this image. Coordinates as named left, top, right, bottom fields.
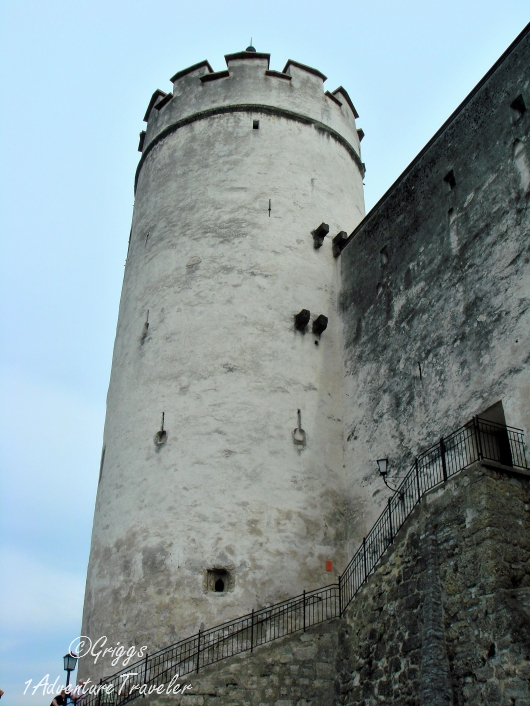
left=332, top=231, right=348, bottom=258
left=312, top=223, right=329, bottom=249
left=294, top=309, right=310, bottom=331
left=312, top=315, right=328, bottom=335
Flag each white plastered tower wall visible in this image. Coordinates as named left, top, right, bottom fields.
left=80, top=50, right=365, bottom=681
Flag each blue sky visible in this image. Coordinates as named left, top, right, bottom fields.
left=0, top=0, right=528, bottom=702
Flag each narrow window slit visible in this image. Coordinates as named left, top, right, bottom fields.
left=510, top=95, right=526, bottom=120
left=98, top=446, right=106, bottom=483
left=141, top=310, right=149, bottom=343
left=444, top=170, right=456, bottom=190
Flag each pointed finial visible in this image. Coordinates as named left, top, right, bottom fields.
left=246, top=37, right=256, bottom=52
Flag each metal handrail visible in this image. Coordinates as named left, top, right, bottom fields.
left=85, top=417, right=527, bottom=704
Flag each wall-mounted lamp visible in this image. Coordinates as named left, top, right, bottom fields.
left=377, top=458, right=388, bottom=477
left=377, top=458, right=403, bottom=497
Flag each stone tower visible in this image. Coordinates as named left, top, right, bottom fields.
left=81, top=48, right=365, bottom=680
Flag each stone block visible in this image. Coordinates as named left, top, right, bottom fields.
left=291, top=644, right=317, bottom=660
left=279, top=651, right=293, bottom=664
left=315, top=662, right=333, bottom=678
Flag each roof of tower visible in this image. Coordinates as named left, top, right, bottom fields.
left=246, top=44, right=256, bottom=52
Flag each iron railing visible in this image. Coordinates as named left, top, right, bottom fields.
left=340, top=416, right=526, bottom=609
left=85, top=417, right=527, bottom=704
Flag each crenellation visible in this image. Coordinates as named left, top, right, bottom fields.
left=224, top=50, right=270, bottom=69
left=170, top=59, right=213, bottom=84
left=154, top=92, right=173, bottom=111
left=265, top=69, right=292, bottom=81
left=199, top=69, right=229, bottom=83
left=332, top=86, right=359, bottom=118
left=143, top=89, right=168, bottom=122
left=282, top=58, right=327, bottom=82
left=325, top=90, right=343, bottom=107
left=140, top=53, right=362, bottom=179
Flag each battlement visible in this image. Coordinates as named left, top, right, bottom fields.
left=139, top=50, right=362, bottom=171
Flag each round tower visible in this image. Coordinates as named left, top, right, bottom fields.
left=81, top=49, right=365, bottom=680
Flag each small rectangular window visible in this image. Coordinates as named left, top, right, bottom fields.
left=207, top=568, right=231, bottom=592
left=253, top=120, right=259, bottom=129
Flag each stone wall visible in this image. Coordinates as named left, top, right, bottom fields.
left=336, top=462, right=530, bottom=706
left=339, top=24, right=530, bottom=546
left=145, top=619, right=340, bottom=706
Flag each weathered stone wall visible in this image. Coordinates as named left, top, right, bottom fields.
left=340, top=25, right=530, bottom=545
left=145, top=619, right=340, bottom=706
left=336, top=462, right=530, bottom=706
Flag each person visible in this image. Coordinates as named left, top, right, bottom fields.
left=50, top=690, right=67, bottom=706
left=0, top=688, right=4, bottom=699
left=71, top=681, right=86, bottom=706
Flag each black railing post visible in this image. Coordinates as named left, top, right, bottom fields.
left=440, top=436, right=448, bottom=482
left=303, top=590, right=306, bottom=631
left=388, top=498, right=394, bottom=543
left=415, top=458, right=421, bottom=502
left=474, top=415, right=483, bottom=460
left=250, top=609, right=254, bottom=653
left=196, top=631, right=201, bottom=674
left=144, top=652, right=148, bottom=690
left=363, top=536, right=367, bottom=581
left=338, top=576, right=342, bottom=617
